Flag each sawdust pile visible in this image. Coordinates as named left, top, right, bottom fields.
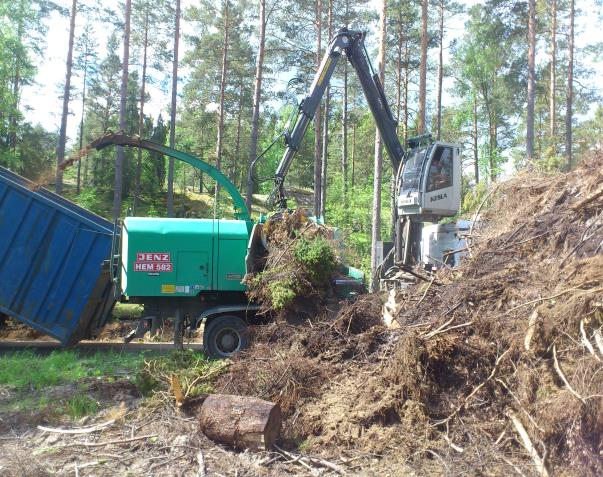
left=0, top=317, right=46, bottom=341
left=219, top=154, right=603, bottom=476
left=244, top=209, right=339, bottom=316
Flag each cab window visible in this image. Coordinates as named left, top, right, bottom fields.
left=401, top=147, right=427, bottom=196
left=427, top=146, right=453, bottom=192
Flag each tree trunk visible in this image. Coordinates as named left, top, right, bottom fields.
left=113, top=0, right=131, bottom=219
left=436, top=0, right=444, bottom=140
left=246, top=0, right=266, bottom=211
left=214, top=1, right=230, bottom=209
left=313, top=0, right=322, bottom=218
left=395, top=9, right=403, bottom=129
left=77, top=39, right=89, bottom=194
left=133, top=8, right=149, bottom=215
left=370, top=0, right=387, bottom=293
left=473, top=94, right=479, bottom=184
left=56, top=0, right=77, bottom=195
left=319, top=0, right=332, bottom=217
left=197, top=394, right=282, bottom=451
left=351, top=122, right=355, bottom=188
left=392, top=8, right=404, bottom=242
left=320, top=92, right=328, bottom=217
left=489, top=121, right=497, bottom=182
left=549, top=0, right=556, bottom=143
left=418, top=0, right=428, bottom=134
left=8, top=6, right=24, bottom=152
left=167, top=0, right=181, bottom=217
left=342, top=61, right=348, bottom=207
left=234, top=83, right=243, bottom=186
left=565, top=0, right=574, bottom=170
left=403, top=40, right=409, bottom=143
left=319, top=97, right=328, bottom=217
left=526, top=0, right=536, bottom=163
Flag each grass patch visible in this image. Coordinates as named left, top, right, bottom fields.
left=65, top=394, right=99, bottom=419
left=0, top=350, right=145, bottom=391
left=0, top=349, right=223, bottom=421
left=112, top=303, right=143, bottom=320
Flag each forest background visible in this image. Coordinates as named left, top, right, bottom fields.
left=1, top=0, right=602, bottom=275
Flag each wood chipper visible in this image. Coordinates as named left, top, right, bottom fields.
left=88, top=133, right=365, bottom=358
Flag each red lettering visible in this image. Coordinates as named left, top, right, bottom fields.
left=135, top=252, right=171, bottom=262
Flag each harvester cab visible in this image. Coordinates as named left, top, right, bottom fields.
left=397, top=135, right=461, bottom=220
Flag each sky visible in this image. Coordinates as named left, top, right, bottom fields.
left=21, top=0, right=603, bottom=148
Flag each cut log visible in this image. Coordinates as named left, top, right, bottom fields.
left=197, top=394, right=282, bottom=451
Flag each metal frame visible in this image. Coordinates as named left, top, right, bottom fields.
left=194, top=304, right=261, bottom=328
left=273, top=28, right=406, bottom=208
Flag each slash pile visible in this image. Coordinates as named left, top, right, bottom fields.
left=244, top=209, right=339, bottom=316
left=218, top=154, right=603, bottom=476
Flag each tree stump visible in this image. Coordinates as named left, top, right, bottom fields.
left=197, top=394, right=282, bottom=451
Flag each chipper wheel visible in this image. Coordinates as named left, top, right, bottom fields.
left=203, top=315, right=249, bottom=359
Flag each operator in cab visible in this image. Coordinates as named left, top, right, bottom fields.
left=428, top=147, right=453, bottom=191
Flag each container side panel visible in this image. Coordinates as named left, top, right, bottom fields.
left=0, top=197, right=58, bottom=312
left=0, top=188, right=32, bottom=265
left=0, top=166, right=116, bottom=344
left=42, top=226, right=102, bottom=339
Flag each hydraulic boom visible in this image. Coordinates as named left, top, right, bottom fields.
left=272, top=28, right=462, bottom=277
left=274, top=29, right=405, bottom=208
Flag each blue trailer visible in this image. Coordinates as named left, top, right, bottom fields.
left=0, top=166, right=116, bottom=345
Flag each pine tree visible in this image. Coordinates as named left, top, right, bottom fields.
left=167, top=0, right=180, bottom=217
left=73, top=22, right=97, bottom=193
left=370, top=0, right=387, bottom=292
left=55, top=0, right=77, bottom=194
left=113, top=0, right=132, bottom=219
left=526, top=0, right=536, bottom=162
left=246, top=0, right=268, bottom=211
left=565, top=0, right=575, bottom=170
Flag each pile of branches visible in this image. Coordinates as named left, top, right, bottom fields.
left=219, top=154, right=603, bottom=476
left=244, top=209, right=339, bottom=316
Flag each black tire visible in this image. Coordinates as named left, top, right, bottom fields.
left=203, top=315, right=249, bottom=359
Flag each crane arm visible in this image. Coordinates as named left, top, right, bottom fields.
left=273, top=29, right=406, bottom=208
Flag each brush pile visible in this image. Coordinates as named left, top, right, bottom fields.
left=244, top=209, right=339, bottom=316
left=219, top=154, right=603, bottom=476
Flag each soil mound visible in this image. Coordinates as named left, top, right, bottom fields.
left=218, top=155, right=603, bottom=475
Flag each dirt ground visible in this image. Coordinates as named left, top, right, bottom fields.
left=0, top=317, right=204, bottom=345
left=0, top=379, right=363, bottom=477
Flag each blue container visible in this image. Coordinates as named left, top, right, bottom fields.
left=0, top=166, right=116, bottom=345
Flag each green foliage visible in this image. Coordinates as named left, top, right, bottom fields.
left=535, top=153, right=567, bottom=173
left=293, top=236, right=337, bottom=285
left=324, top=173, right=391, bottom=276
left=266, top=277, right=297, bottom=310
left=460, top=180, right=488, bottom=217
left=146, top=203, right=161, bottom=217
left=65, top=394, right=99, bottom=419
left=250, top=233, right=339, bottom=311
left=73, top=187, right=106, bottom=216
